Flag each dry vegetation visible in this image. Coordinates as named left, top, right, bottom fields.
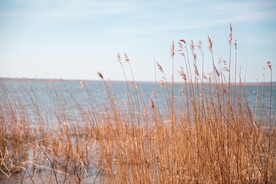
left=0, top=25, right=275, bottom=183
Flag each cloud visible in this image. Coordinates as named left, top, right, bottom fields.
left=1, top=0, right=275, bottom=36
left=0, top=0, right=131, bottom=20
left=109, top=7, right=276, bottom=37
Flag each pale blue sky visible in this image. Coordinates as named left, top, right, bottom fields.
left=0, top=0, right=275, bottom=82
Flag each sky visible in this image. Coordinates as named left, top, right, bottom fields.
left=0, top=0, right=276, bottom=82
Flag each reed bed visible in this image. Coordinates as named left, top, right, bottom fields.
left=0, top=25, right=275, bottom=183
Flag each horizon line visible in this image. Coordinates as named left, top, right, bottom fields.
left=1, top=77, right=275, bottom=85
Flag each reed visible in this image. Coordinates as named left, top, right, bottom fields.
left=0, top=24, right=275, bottom=183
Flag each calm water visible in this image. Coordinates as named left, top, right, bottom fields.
left=1, top=79, right=275, bottom=127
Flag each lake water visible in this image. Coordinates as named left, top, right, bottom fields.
left=1, top=79, right=275, bottom=127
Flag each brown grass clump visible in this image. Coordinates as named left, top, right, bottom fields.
left=0, top=24, right=275, bottom=183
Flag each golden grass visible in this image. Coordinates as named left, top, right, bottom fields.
left=0, top=25, right=275, bottom=183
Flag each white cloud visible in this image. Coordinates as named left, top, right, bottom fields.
left=0, top=0, right=131, bottom=19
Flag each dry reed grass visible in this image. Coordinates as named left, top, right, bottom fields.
left=0, top=24, right=275, bottom=183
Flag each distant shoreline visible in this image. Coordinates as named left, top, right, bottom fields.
left=0, top=77, right=275, bottom=86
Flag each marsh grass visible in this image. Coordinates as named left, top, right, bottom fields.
left=0, top=25, right=275, bottom=183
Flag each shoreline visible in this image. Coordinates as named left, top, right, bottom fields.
left=1, top=77, right=276, bottom=86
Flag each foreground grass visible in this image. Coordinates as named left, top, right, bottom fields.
left=0, top=25, right=275, bottom=183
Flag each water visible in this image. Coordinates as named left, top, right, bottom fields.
left=0, top=78, right=275, bottom=183
left=0, top=78, right=275, bottom=127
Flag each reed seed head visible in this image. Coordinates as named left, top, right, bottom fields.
left=130, top=80, right=138, bottom=88
left=194, top=63, right=199, bottom=76
left=197, top=40, right=202, bottom=53
left=266, top=61, right=272, bottom=70
left=178, top=42, right=183, bottom=48
left=171, top=41, right=175, bottom=58
left=178, top=66, right=187, bottom=81
left=117, top=53, right=122, bottom=64
left=228, top=23, right=233, bottom=45
left=80, top=80, right=86, bottom=88
left=149, top=99, right=154, bottom=109
left=190, top=40, right=195, bottom=52
left=124, top=53, right=130, bottom=63
left=97, top=71, right=104, bottom=80
left=208, top=36, right=213, bottom=51
left=157, top=62, right=164, bottom=73
left=214, top=66, right=220, bottom=77
left=179, top=39, right=186, bottom=44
